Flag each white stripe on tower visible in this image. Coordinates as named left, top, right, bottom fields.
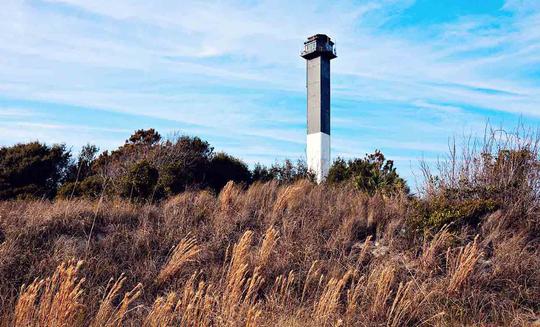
left=307, top=132, right=330, bottom=183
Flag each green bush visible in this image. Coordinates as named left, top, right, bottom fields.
left=121, top=160, right=160, bottom=201
left=410, top=193, right=500, bottom=231
left=158, top=136, right=213, bottom=194
left=0, top=142, right=70, bottom=199
left=57, top=175, right=108, bottom=199
left=91, top=129, right=162, bottom=177
left=252, top=163, right=274, bottom=183
left=271, top=159, right=314, bottom=183
left=206, top=152, right=251, bottom=192
left=127, top=128, right=162, bottom=145
left=6, top=129, right=415, bottom=203
left=64, top=144, right=99, bottom=183
left=89, top=131, right=213, bottom=197
left=327, top=151, right=408, bottom=195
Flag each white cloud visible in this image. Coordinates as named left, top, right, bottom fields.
left=0, top=108, right=36, bottom=118
left=0, top=0, right=539, bottom=176
left=2, top=0, right=540, bottom=116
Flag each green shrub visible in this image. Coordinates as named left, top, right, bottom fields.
left=121, top=160, right=160, bottom=201
left=271, top=159, right=314, bottom=183
left=57, top=175, right=108, bottom=199
left=326, top=157, right=349, bottom=182
left=0, top=142, right=70, bottom=200
left=158, top=136, right=213, bottom=195
left=206, top=152, right=251, bottom=192
left=252, top=164, right=274, bottom=183
left=64, top=144, right=99, bottom=183
left=251, top=160, right=314, bottom=184
left=410, top=194, right=500, bottom=231
left=127, top=128, right=161, bottom=145
left=327, top=151, right=408, bottom=195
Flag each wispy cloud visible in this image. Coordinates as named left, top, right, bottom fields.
left=1, top=0, right=539, bottom=181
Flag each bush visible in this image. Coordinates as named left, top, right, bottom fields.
left=206, top=152, right=251, bottom=192
left=417, top=127, right=540, bottom=235
left=0, top=142, right=70, bottom=199
left=121, top=160, right=160, bottom=201
left=327, top=151, right=408, bottom=195
left=91, top=129, right=162, bottom=179
left=410, top=195, right=499, bottom=231
left=326, top=157, right=349, bottom=182
left=59, top=129, right=327, bottom=200
left=251, top=164, right=274, bottom=183
left=79, top=131, right=214, bottom=198
left=64, top=144, right=99, bottom=183
left=158, top=136, right=213, bottom=195
left=262, top=159, right=314, bottom=184
left=57, top=175, right=108, bottom=199
left=127, top=128, right=161, bottom=146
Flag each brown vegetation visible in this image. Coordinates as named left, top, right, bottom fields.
left=0, top=178, right=538, bottom=326
left=0, top=128, right=539, bottom=326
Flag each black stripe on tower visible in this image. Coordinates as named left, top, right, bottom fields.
left=320, top=56, right=330, bottom=135
left=306, top=56, right=331, bottom=135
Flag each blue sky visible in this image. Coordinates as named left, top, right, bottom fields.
left=1, top=0, right=540, bottom=184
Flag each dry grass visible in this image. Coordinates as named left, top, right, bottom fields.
left=313, top=269, right=355, bottom=325
left=420, top=226, right=452, bottom=273
left=445, top=236, right=483, bottom=295
left=220, top=230, right=264, bottom=325
left=257, top=227, right=279, bottom=268
left=0, top=176, right=539, bottom=326
left=14, top=260, right=85, bottom=327
left=91, top=275, right=142, bottom=327
left=144, top=273, right=216, bottom=326
left=156, top=235, right=201, bottom=284
left=268, top=270, right=296, bottom=310
left=368, top=265, right=396, bottom=319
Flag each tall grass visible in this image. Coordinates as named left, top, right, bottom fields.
left=0, top=128, right=539, bottom=326
left=91, top=275, right=142, bottom=327
left=156, top=235, right=201, bottom=284
left=14, top=260, right=85, bottom=327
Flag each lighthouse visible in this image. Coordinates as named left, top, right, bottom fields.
left=301, top=34, right=336, bottom=183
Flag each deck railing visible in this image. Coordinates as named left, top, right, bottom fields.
left=301, top=43, right=336, bottom=56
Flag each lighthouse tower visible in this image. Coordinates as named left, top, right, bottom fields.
left=301, top=34, right=336, bottom=183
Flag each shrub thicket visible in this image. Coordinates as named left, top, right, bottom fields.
left=415, top=127, right=540, bottom=236
left=120, top=160, right=161, bottom=201
left=3, top=129, right=391, bottom=201
left=252, top=159, right=315, bottom=184
left=156, top=135, right=214, bottom=195
left=0, top=142, right=70, bottom=200
left=206, top=152, right=251, bottom=192
left=327, top=150, right=408, bottom=195
left=64, top=144, right=99, bottom=183
left=57, top=175, right=108, bottom=199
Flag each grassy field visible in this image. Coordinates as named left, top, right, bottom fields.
left=0, top=176, right=538, bottom=326
left=0, top=128, right=539, bottom=326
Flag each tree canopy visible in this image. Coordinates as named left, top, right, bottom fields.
left=327, top=150, right=408, bottom=195
left=0, top=142, right=70, bottom=199
left=1, top=130, right=407, bottom=201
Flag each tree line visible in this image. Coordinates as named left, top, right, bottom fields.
left=0, top=129, right=408, bottom=201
